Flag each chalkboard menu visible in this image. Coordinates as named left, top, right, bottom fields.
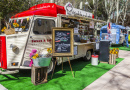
left=52, top=28, right=74, bottom=57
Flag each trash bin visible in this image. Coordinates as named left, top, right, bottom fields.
left=91, top=55, right=99, bottom=65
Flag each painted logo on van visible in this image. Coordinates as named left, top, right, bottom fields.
left=32, top=39, right=51, bottom=43
left=66, top=3, right=73, bottom=12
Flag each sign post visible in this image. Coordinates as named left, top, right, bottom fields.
left=51, top=27, right=74, bottom=78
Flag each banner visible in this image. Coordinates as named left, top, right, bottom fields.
left=65, top=2, right=92, bottom=18
left=107, top=22, right=111, bottom=34
left=89, top=21, right=94, bottom=28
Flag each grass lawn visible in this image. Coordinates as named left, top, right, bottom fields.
left=0, top=58, right=124, bottom=90
left=110, top=45, right=130, bottom=51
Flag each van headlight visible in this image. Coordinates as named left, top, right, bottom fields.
left=10, top=44, right=19, bottom=54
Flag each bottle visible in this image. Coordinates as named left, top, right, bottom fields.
left=82, top=35, right=84, bottom=40
left=84, top=36, right=87, bottom=40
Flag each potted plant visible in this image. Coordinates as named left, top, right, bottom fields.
left=29, top=48, right=52, bottom=67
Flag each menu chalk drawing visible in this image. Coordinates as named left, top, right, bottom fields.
left=52, top=28, right=74, bottom=57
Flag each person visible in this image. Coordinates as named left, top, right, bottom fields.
left=123, top=31, right=129, bottom=47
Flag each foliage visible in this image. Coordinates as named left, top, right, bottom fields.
left=0, top=0, right=29, bottom=20
left=29, top=48, right=52, bottom=60
left=1, top=26, right=6, bottom=32
left=0, top=0, right=129, bottom=25
left=13, top=23, right=19, bottom=27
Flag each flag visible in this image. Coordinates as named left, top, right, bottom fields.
left=27, top=18, right=29, bottom=22
left=107, top=22, right=111, bottom=34
left=21, top=19, right=23, bottom=24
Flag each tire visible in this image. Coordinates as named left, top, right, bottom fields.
left=47, top=59, right=55, bottom=75
left=83, top=50, right=92, bottom=61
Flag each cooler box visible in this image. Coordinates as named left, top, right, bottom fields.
left=91, top=55, right=99, bottom=66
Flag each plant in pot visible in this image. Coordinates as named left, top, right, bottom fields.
left=29, top=48, right=52, bottom=67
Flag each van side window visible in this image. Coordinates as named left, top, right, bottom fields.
left=10, top=19, right=30, bottom=32
left=33, top=19, right=55, bottom=34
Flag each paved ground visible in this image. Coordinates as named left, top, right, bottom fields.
left=0, top=84, right=8, bottom=90
left=84, top=50, right=130, bottom=90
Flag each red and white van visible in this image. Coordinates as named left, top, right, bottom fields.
left=0, top=3, right=105, bottom=74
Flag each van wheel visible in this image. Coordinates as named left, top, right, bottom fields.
left=83, top=50, right=92, bottom=61
left=47, top=59, right=55, bottom=75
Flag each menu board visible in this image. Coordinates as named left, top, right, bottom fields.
left=55, top=31, right=70, bottom=53
left=52, top=28, right=74, bottom=57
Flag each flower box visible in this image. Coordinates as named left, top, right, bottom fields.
left=32, top=57, right=51, bottom=67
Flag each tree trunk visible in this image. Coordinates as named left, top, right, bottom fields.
left=107, top=15, right=111, bottom=22
left=93, top=0, right=97, bottom=19
left=116, top=0, right=119, bottom=24
left=122, top=0, right=128, bottom=26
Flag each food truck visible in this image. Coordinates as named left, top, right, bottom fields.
left=0, top=3, right=105, bottom=74
left=100, top=23, right=127, bottom=45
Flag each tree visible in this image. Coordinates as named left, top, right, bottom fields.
left=0, top=0, right=29, bottom=21
left=119, top=0, right=129, bottom=25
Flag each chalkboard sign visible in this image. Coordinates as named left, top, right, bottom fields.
left=52, top=28, right=74, bottom=57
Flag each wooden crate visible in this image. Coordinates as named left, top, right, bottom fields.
left=109, top=54, right=116, bottom=65
left=31, top=65, right=48, bottom=85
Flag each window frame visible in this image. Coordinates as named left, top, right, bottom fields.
left=10, top=17, right=32, bottom=33
left=32, top=18, right=56, bottom=35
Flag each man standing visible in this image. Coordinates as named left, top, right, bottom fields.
left=125, top=31, right=129, bottom=47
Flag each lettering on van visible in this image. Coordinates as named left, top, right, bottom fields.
left=65, top=2, right=92, bottom=18
left=32, top=39, right=51, bottom=43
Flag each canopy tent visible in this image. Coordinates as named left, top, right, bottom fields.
left=11, top=3, right=66, bottom=18
left=101, top=23, right=126, bottom=30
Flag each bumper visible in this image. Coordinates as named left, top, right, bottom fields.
left=0, top=69, right=19, bottom=74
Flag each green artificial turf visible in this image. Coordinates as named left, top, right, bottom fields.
left=110, top=45, right=130, bottom=51
left=0, top=58, right=124, bottom=90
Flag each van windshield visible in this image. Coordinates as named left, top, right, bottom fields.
left=33, top=19, right=55, bottom=34
left=10, top=18, right=30, bottom=32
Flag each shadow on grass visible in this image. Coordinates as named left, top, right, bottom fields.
left=49, top=58, right=123, bottom=80
left=0, top=58, right=124, bottom=84
left=0, top=58, right=90, bottom=81
left=0, top=70, right=31, bottom=82
left=0, top=58, right=125, bottom=90
left=48, top=58, right=91, bottom=79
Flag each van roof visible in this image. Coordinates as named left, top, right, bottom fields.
left=11, top=3, right=66, bottom=18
